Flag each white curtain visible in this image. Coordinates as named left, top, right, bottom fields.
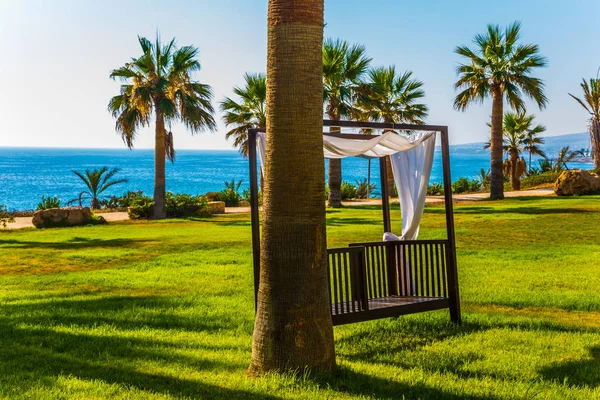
left=256, top=132, right=266, bottom=171
left=254, top=130, right=437, bottom=241
left=389, top=133, right=436, bottom=240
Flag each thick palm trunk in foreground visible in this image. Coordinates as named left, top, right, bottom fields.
left=153, top=106, right=167, bottom=218
left=490, top=88, right=505, bottom=199
left=249, top=0, right=335, bottom=374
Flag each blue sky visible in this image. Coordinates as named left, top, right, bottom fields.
left=1, top=0, right=599, bottom=149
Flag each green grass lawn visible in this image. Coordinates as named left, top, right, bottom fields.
left=1, top=197, right=600, bottom=399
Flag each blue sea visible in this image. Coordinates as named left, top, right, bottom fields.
left=0, top=146, right=591, bottom=211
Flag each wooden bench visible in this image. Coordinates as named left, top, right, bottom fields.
left=327, top=240, right=460, bottom=325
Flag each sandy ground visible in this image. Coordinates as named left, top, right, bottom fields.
left=2, top=188, right=555, bottom=230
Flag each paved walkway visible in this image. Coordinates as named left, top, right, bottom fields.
left=1, top=188, right=555, bottom=230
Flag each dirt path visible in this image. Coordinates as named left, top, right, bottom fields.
left=1, top=188, right=555, bottom=230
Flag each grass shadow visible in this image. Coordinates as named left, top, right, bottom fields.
left=0, top=325, right=277, bottom=399
left=539, top=346, right=600, bottom=388
left=0, top=237, right=156, bottom=250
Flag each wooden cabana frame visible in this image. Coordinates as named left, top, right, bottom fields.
left=247, top=120, right=461, bottom=325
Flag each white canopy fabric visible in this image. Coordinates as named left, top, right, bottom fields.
left=255, top=130, right=436, bottom=240
left=390, top=135, right=436, bottom=240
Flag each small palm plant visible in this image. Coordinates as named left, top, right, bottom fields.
left=476, top=168, right=491, bottom=188
left=555, top=146, right=584, bottom=172
left=71, top=167, right=128, bottom=209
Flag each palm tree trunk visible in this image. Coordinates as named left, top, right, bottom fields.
left=510, top=150, right=520, bottom=191
left=327, top=113, right=342, bottom=207
left=490, top=87, right=505, bottom=199
left=385, top=156, right=395, bottom=196
left=528, top=150, right=532, bottom=172
left=592, top=120, right=600, bottom=169
left=153, top=104, right=167, bottom=219
left=249, top=0, right=335, bottom=374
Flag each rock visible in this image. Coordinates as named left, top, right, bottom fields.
left=207, top=201, right=225, bottom=214
left=32, top=207, right=95, bottom=228
left=554, top=170, right=600, bottom=196
left=239, top=201, right=250, bottom=207
left=204, top=192, right=220, bottom=201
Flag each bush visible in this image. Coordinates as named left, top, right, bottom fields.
left=520, top=171, right=561, bottom=189
left=340, top=182, right=358, bottom=200
left=452, top=177, right=481, bottom=194
left=102, top=190, right=145, bottom=210
left=0, top=204, right=15, bottom=227
left=427, top=182, right=444, bottom=196
left=127, top=195, right=154, bottom=219
left=356, top=179, right=376, bottom=199
left=165, top=192, right=209, bottom=217
left=37, top=195, right=61, bottom=210
left=216, top=179, right=243, bottom=207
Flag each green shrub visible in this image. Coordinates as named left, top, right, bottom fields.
left=0, top=204, right=15, bottom=227
left=36, top=214, right=107, bottom=229
left=520, top=171, right=561, bottom=189
left=102, top=190, right=145, bottom=210
left=340, top=182, right=358, bottom=200
left=324, top=185, right=330, bottom=201
left=165, top=192, right=209, bottom=217
left=127, top=195, right=154, bottom=219
left=452, top=177, right=481, bottom=194
left=216, top=179, right=243, bottom=207
left=427, top=182, right=444, bottom=196
left=37, top=195, right=61, bottom=210
left=356, top=179, right=376, bottom=199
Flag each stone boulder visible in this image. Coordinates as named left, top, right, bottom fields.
left=32, top=207, right=105, bottom=228
left=207, top=201, right=225, bottom=214
left=554, top=170, right=600, bottom=196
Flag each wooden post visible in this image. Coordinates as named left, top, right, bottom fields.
left=248, top=129, right=261, bottom=311
left=379, top=157, right=391, bottom=233
left=440, top=127, right=461, bottom=324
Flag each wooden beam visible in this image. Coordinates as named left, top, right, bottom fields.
left=379, top=157, right=391, bottom=233
left=248, top=129, right=261, bottom=311
left=440, top=127, right=461, bottom=324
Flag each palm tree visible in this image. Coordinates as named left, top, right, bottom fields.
left=556, top=146, right=584, bottom=171
left=454, top=22, right=548, bottom=199
left=249, top=0, right=335, bottom=374
left=108, top=34, right=216, bottom=218
left=220, top=73, right=267, bottom=156
left=522, top=123, right=547, bottom=171
left=360, top=66, right=428, bottom=195
left=71, top=167, right=128, bottom=209
left=323, top=38, right=371, bottom=207
left=569, top=78, right=600, bottom=169
left=500, top=113, right=529, bottom=190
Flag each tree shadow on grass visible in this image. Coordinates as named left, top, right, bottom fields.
left=0, top=237, right=156, bottom=250
left=326, top=217, right=382, bottom=227
left=539, top=346, right=600, bottom=388
left=0, top=325, right=278, bottom=399
left=334, top=315, right=599, bottom=388
left=426, top=206, right=594, bottom=215
left=1, top=295, right=244, bottom=334
left=312, top=365, right=501, bottom=400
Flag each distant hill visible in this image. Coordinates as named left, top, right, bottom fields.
left=451, top=132, right=590, bottom=156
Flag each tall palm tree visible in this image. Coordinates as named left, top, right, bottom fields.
left=360, top=66, right=428, bottom=195
left=569, top=78, right=600, bottom=169
left=108, top=34, right=216, bottom=218
left=323, top=38, right=371, bottom=207
left=71, top=167, right=128, bottom=209
left=454, top=22, right=548, bottom=199
left=220, top=73, right=267, bottom=156
left=249, top=0, right=335, bottom=374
